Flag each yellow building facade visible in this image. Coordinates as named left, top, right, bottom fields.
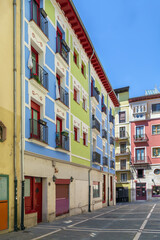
left=114, top=87, right=131, bottom=202
left=0, top=0, right=21, bottom=233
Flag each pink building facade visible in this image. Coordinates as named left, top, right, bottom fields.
left=129, top=94, right=160, bottom=201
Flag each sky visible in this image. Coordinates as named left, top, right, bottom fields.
left=72, top=0, right=160, bottom=98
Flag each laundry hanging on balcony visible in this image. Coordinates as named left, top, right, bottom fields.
left=28, top=51, right=33, bottom=69
left=56, top=80, right=60, bottom=99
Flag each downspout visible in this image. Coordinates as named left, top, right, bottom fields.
left=107, top=89, right=113, bottom=206
left=13, top=0, right=18, bottom=231
left=20, top=0, right=25, bottom=230
left=88, top=50, right=94, bottom=212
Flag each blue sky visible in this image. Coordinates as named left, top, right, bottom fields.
left=72, top=0, right=160, bottom=98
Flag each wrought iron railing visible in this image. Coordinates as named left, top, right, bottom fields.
left=102, top=104, right=107, bottom=115
left=30, top=119, right=48, bottom=144
left=56, top=132, right=69, bottom=151
left=92, top=152, right=101, bottom=164
left=92, top=115, right=100, bottom=133
left=119, top=131, right=129, bottom=139
left=30, top=0, right=48, bottom=37
left=91, top=86, right=99, bottom=103
left=120, top=147, right=130, bottom=155
left=132, top=156, right=150, bottom=164
left=30, top=59, right=48, bottom=90
left=110, top=160, right=115, bottom=169
left=103, top=156, right=108, bottom=166
left=110, top=136, right=114, bottom=145
left=102, top=129, right=107, bottom=140
left=134, top=134, right=148, bottom=142
left=56, top=38, right=70, bottom=64
left=56, top=85, right=69, bottom=107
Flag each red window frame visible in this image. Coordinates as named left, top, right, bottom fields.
left=81, top=62, right=85, bottom=76
left=56, top=27, right=62, bottom=52
left=83, top=132, right=87, bottom=146
left=73, top=51, right=78, bottom=65
left=31, top=101, right=40, bottom=139
left=82, top=98, right=86, bottom=110
left=74, top=88, right=78, bottom=102
left=31, top=46, right=39, bottom=76
left=56, top=73, right=61, bottom=88
left=74, top=127, right=78, bottom=141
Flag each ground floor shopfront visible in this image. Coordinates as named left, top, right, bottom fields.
left=130, top=164, right=160, bottom=202
left=24, top=151, right=116, bottom=228
left=116, top=182, right=131, bottom=203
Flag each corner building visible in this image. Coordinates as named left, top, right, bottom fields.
left=129, top=92, right=160, bottom=201
left=23, top=0, right=119, bottom=227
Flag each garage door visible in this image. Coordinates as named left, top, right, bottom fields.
left=56, top=184, right=69, bottom=217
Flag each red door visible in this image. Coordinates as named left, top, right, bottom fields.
left=34, top=178, right=42, bottom=223
left=31, top=47, right=39, bottom=78
left=56, top=184, right=69, bottom=217
left=57, top=27, right=62, bottom=53
left=31, top=101, right=40, bottom=139
left=136, top=183, right=146, bottom=200
left=110, top=176, right=113, bottom=201
left=102, top=175, right=106, bottom=203
left=32, top=0, right=40, bottom=26
left=56, top=117, right=62, bottom=147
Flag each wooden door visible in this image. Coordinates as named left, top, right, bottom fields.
left=0, top=175, right=8, bottom=230
left=56, top=184, right=69, bottom=217
left=56, top=117, right=62, bottom=147
left=136, top=183, right=146, bottom=200
left=102, top=175, right=106, bottom=203
left=34, top=177, right=42, bottom=223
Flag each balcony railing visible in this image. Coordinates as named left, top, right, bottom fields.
left=92, top=116, right=100, bottom=133
left=30, top=119, right=48, bottom=144
left=110, top=136, right=114, bottom=145
left=30, top=60, right=48, bottom=90
left=56, top=132, right=69, bottom=151
left=56, top=85, right=69, bottom=107
left=56, top=38, right=70, bottom=64
left=102, top=129, right=107, bottom=140
left=103, top=156, right=108, bottom=166
left=30, top=0, right=48, bottom=37
left=109, top=115, right=114, bottom=124
left=110, top=160, right=115, bottom=169
left=92, top=152, right=101, bottom=164
left=102, top=104, right=107, bottom=115
left=91, top=86, right=99, bottom=103
left=132, top=156, right=150, bottom=164
left=119, top=147, right=130, bottom=155
left=134, top=134, right=148, bottom=142
left=115, top=131, right=129, bottom=140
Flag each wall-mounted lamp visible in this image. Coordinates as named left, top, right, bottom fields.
left=53, top=175, right=57, bottom=182
left=70, top=176, right=74, bottom=182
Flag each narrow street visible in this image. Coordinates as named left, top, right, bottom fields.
left=1, top=200, right=160, bottom=240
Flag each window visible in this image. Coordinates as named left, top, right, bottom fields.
left=119, top=111, right=126, bottom=123
left=121, top=173, right=127, bottom=182
left=152, top=103, right=160, bottom=113
left=56, top=27, right=62, bottom=53
left=120, top=127, right=125, bottom=138
left=137, top=169, right=144, bottom=178
left=74, top=127, right=78, bottom=141
left=30, top=101, right=40, bottom=139
left=110, top=176, right=113, bottom=201
left=0, top=122, right=6, bottom=142
left=110, top=151, right=113, bottom=159
left=153, top=148, right=160, bottom=157
left=74, top=88, right=78, bottom=102
left=73, top=49, right=78, bottom=66
left=152, top=125, right=160, bottom=135
left=32, top=0, right=40, bottom=25
left=81, top=61, right=85, bottom=77
left=83, top=132, right=87, bottom=146
left=31, top=47, right=39, bottom=77
left=136, top=126, right=144, bottom=138
left=120, top=143, right=126, bottom=154
left=82, top=97, right=87, bottom=111
left=120, top=159, right=126, bottom=170
left=93, top=181, right=100, bottom=198
left=152, top=186, right=160, bottom=197
left=136, top=148, right=145, bottom=161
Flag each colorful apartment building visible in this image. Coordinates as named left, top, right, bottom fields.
left=114, top=87, right=131, bottom=202
left=0, top=0, right=21, bottom=233
left=129, top=90, right=160, bottom=201
left=22, top=0, right=119, bottom=227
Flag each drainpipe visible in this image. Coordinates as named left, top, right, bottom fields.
left=20, top=0, right=25, bottom=230
left=88, top=50, right=94, bottom=212
left=13, top=0, right=18, bottom=231
left=107, top=89, right=113, bottom=206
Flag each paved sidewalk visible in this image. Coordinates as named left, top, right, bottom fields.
left=1, top=201, right=160, bottom=240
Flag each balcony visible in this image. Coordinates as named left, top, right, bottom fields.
left=30, top=119, right=48, bottom=144
left=56, top=131, right=69, bottom=151
left=56, top=85, right=69, bottom=109
left=132, top=156, right=150, bottom=165
left=56, top=38, right=70, bottom=65
left=102, top=104, right=107, bottom=115
left=110, top=136, right=114, bottom=145
left=110, top=160, right=115, bottom=169
left=92, top=115, right=100, bottom=134
left=103, top=156, right=108, bottom=166
left=30, top=0, right=48, bottom=37
left=115, top=147, right=130, bottom=156
left=91, top=86, right=99, bottom=104
left=92, top=152, right=101, bottom=165
left=109, top=115, right=114, bottom=124
left=102, top=129, right=107, bottom=140
left=30, top=60, right=48, bottom=90
left=134, top=134, right=148, bottom=143
left=115, top=131, right=129, bottom=141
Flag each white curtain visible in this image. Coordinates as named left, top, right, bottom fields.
left=56, top=80, right=60, bottom=99
left=28, top=51, right=33, bottom=69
